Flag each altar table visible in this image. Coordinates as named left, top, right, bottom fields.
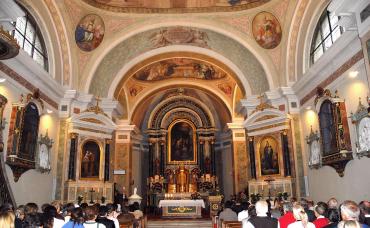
left=158, top=199, right=205, bottom=218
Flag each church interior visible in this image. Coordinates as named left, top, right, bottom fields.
left=0, top=0, right=370, bottom=227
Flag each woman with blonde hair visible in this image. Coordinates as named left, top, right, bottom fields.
left=287, top=205, right=315, bottom=228
left=337, top=220, right=361, bottom=228
left=0, top=211, right=15, bottom=228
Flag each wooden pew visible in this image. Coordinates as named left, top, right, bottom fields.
left=221, top=221, right=242, bottom=228
left=119, top=221, right=133, bottom=228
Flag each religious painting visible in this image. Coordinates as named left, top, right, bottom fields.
left=358, top=117, right=370, bottom=152
left=217, top=83, right=233, bottom=96
left=75, top=14, right=105, bottom=52
left=168, top=120, right=196, bottom=164
left=80, top=140, right=101, bottom=178
left=133, top=58, right=226, bottom=81
left=258, top=137, right=279, bottom=175
left=19, top=102, right=40, bottom=161
left=252, top=11, right=282, bottom=49
left=318, top=100, right=338, bottom=156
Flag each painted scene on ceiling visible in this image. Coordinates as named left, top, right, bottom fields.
left=252, top=11, right=282, bottom=49
left=133, top=58, right=227, bottom=81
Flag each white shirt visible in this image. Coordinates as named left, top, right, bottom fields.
left=83, top=221, right=107, bottom=228
left=108, top=217, right=120, bottom=228
left=287, top=221, right=315, bottom=228
left=53, top=218, right=66, bottom=228
left=243, top=214, right=280, bottom=228
left=238, top=210, right=249, bottom=221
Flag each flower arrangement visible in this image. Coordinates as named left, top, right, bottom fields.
left=250, top=193, right=261, bottom=203
left=191, top=192, right=201, bottom=200
left=277, top=192, right=289, bottom=201
left=101, top=196, right=106, bottom=204
left=77, top=195, right=84, bottom=205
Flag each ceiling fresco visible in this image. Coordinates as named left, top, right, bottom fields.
left=133, top=58, right=227, bottom=81
left=88, top=26, right=269, bottom=97
left=81, top=0, right=270, bottom=13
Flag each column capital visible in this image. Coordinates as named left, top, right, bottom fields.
left=69, top=133, right=78, bottom=139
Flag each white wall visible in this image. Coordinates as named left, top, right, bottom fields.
left=0, top=74, right=60, bottom=206
left=300, top=61, right=370, bottom=203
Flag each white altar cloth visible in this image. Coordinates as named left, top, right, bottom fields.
left=158, top=199, right=205, bottom=208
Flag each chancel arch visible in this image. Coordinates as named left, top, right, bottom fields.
left=85, top=23, right=277, bottom=97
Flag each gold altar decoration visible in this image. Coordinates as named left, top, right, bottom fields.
left=0, top=26, right=19, bottom=60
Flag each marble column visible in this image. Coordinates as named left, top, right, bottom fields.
left=248, top=136, right=257, bottom=179
left=68, top=133, right=78, bottom=180
left=281, top=131, right=292, bottom=177
left=228, top=122, right=249, bottom=194
left=104, top=139, right=111, bottom=182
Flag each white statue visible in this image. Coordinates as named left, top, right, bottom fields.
left=309, top=140, right=321, bottom=166
left=358, top=118, right=370, bottom=152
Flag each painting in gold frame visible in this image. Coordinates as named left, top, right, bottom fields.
left=80, top=139, right=102, bottom=180
left=168, top=119, right=197, bottom=164
left=257, top=136, right=280, bottom=176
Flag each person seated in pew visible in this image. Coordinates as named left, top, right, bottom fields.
left=219, top=201, right=238, bottom=225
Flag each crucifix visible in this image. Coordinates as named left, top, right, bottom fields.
left=264, top=177, right=275, bottom=200
left=89, top=188, right=95, bottom=204
left=257, top=93, right=264, bottom=105
left=95, top=96, right=101, bottom=108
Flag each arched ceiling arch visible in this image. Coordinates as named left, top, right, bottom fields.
left=81, top=0, right=271, bottom=13
left=131, top=87, right=231, bottom=131
left=87, top=26, right=274, bottom=97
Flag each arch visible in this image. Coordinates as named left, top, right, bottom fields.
left=14, top=2, right=49, bottom=71
left=84, top=21, right=276, bottom=96
left=109, top=47, right=251, bottom=99
left=296, top=0, right=331, bottom=78
left=128, top=81, right=233, bottom=123
left=160, top=108, right=204, bottom=129
left=148, top=94, right=215, bottom=129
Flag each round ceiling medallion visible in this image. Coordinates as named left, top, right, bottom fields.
left=75, top=14, right=105, bottom=52
left=252, top=11, right=282, bottom=49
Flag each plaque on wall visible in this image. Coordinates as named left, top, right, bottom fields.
left=306, top=128, right=321, bottom=169
left=36, top=130, right=53, bottom=173
left=351, top=98, right=370, bottom=159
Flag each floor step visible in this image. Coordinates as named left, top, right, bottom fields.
left=147, top=219, right=212, bottom=228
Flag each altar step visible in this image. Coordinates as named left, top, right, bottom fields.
left=147, top=219, right=212, bottom=228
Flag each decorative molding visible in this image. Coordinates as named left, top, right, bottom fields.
left=0, top=62, right=58, bottom=109
left=81, top=0, right=270, bottom=14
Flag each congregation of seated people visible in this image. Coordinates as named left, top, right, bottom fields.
left=0, top=199, right=144, bottom=228
left=216, top=194, right=370, bottom=228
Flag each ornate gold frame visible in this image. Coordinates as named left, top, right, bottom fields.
left=79, top=138, right=104, bottom=181
left=167, top=119, right=197, bottom=164
left=255, top=135, right=283, bottom=179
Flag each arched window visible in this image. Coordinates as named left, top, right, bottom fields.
left=12, top=4, right=48, bottom=71
left=310, top=9, right=344, bottom=64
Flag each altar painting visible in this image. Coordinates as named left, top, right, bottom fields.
left=258, top=137, right=280, bottom=175
left=81, top=140, right=101, bottom=178
left=168, top=120, right=196, bottom=164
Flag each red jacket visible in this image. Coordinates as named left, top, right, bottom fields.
left=279, top=211, right=296, bottom=228
left=313, top=217, right=330, bottom=228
